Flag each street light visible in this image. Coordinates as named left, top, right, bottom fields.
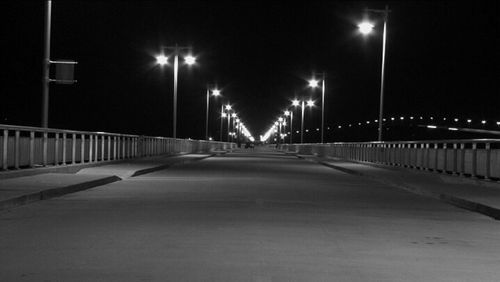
left=358, top=5, right=390, bottom=141
left=156, top=44, right=197, bottom=138
left=308, top=72, right=326, bottom=143
left=292, top=99, right=314, bottom=143
left=284, top=110, right=293, bottom=144
left=205, top=86, right=220, bottom=140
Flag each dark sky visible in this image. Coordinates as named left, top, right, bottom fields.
left=1, top=0, right=498, bottom=140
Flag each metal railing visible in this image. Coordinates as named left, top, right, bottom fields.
left=280, top=139, right=500, bottom=180
left=0, top=124, right=234, bottom=170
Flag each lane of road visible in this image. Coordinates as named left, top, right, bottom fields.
left=1, top=149, right=499, bottom=281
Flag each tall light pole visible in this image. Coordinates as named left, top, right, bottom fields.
left=358, top=5, right=390, bottom=141
left=225, top=104, right=232, bottom=142
left=220, top=105, right=225, bottom=141
left=156, top=45, right=196, bottom=139
left=308, top=72, right=326, bottom=143
left=284, top=110, right=293, bottom=144
left=205, top=86, right=220, bottom=140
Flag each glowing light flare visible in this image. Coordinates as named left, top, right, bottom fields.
left=184, top=55, right=196, bottom=65
left=308, top=79, right=319, bottom=88
left=156, top=55, right=168, bottom=65
left=292, top=100, right=300, bottom=107
left=307, top=100, right=315, bottom=107
left=358, top=22, right=375, bottom=35
left=212, top=89, right=221, bottom=96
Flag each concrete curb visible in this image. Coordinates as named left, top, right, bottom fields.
left=0, top=176, right=121, bottom=211
left=129, top=154, right=216, bottom=178
left=0, top=153, right=218, bottom=212
left=290, top=153, right=500, bottom=220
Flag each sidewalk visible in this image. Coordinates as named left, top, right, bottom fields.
left=0, top=153, right=215, bottom=211
left=295, top=154, right=500, bottom=220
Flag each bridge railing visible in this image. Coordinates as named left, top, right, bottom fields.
left=0, top=124, right=234, bottom=170
left=280, top=139, right=500, bottom=180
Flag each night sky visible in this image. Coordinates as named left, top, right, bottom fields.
left=1, top=1, right=498, bottom=141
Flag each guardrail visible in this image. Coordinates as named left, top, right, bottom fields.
left=280, top=139, right=500, bottom=180
left=0, top=124, right=234, bottom=170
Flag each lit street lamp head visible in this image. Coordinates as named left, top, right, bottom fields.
left=284, top=110, right=290, bottom=116
left=307, top=100, right=315, bottom=107
left=184, top=55, right=196, bottom=65
left=225, top=105, right=232, bottom=111
left=308, top=79, right=319, bottom=88
left=292, top=99, right=300, bottom=107
left=212, top=89, right=221, bottom=96
left=358, top=21, right=374, bottom=35
left=156, top=54, right=168, bottom=65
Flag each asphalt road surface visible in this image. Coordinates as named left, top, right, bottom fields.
left=1, top=149, right=499, bottom=281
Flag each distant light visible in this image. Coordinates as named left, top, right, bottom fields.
left=391, top=117, right=395, bottom=121
left=221, top=113, right=227, bottom=118
left=284, top=111, right=290, bottom=116
left=236, top=118, right=240, bottom=123
left=292, top=99, right=300, bottom=107
left=307, top=100, right=315, bottom=107
left=358, top=22, right=374, bottom=35
left=208, top=137, right=213, bottom=141
left=278, top=117, right=283, bottom=122
left=454, top=118, right=459, bottom=122
left=184, top=55, right=196, bottom=65
left=467, top=119, right=472, bottom=123
left=296, top=130, right=299, bottom=133
left=305, top=129, right=309, bottom=132
left=481, top=120, right=486, bottom=124
left=443, top=117, right=447, bottom=121
left=366, top=121, right=370, bottom=124
left=212, top=89, right=221, bottom=96
left=156, top=55, right=168, bottom=65
left=497, top=122, right=500, bottom=126
left=225, top=105, right=232, bottom=111
left=400, top=117, right=404, bottom=120
left=231, top=113, right=237, bottom=118
left=427, top=125, right=437, bottom=129
left=430, top=116, right=434, bottom=120
left=375, top=120, right=378, bottom=122
left=308, top=79, right=319, bottom=88
left=410, top=117, right=414, bottom=120
left=448, top=127, right=458, bottom=131
left=338, top=126, right=342, bottom=129
left=316, top=128, right=319, bottom=131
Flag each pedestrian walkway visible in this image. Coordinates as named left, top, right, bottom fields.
left=294, top=153, right=500, bottom=220
left=0, top=153, right=215, bottom=211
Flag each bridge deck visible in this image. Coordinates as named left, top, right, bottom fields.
left=1, top=148, right=499, bottom=281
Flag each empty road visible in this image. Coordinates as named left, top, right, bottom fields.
left=1, top=149, right=499, bottom=281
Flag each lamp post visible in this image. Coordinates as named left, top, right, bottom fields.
left=292, top=99, right=314, bottom=143
left=284, top=110, right=293, bottom=144
left=225, top=104, right=232, bottom=142
left=156, top=44, right=196, bottom=139
left=358, top=5, right=390, bottom=141
left=205, top=86, right=220, bottom=140
left=308, top=72, right=326, bottom=143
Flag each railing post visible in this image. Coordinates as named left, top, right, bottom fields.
left=485, top=143, right=491, bottom=180
left=29, top=131, right=35, bottom=168
left=452, top=143, right=458, bottom=175
left=81, top=134, right=85, bottom=163
left=14, top=130, right=20, bottom=169
left=471, top=142, right=477, bottom=178
left=43, top=132, right=48, bottom=166
left=2, top=129, right=8, bottom=170
left=459, top=143, right=465, bottom=176
left=89, top=135, right=93, bottom=163
left=107, top=135, right=111, bottom=161
left=62, top=133, right=67, bottom=165
left=433, top=143, right=439, bottom=172
left=54, top=133, right=59, bottom=166
left=443, top=143, right=448, bottom=173
left=72, top=133, right=76, bottom=165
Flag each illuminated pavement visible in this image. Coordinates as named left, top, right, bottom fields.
left=1, top=148, right=499, bottom=281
